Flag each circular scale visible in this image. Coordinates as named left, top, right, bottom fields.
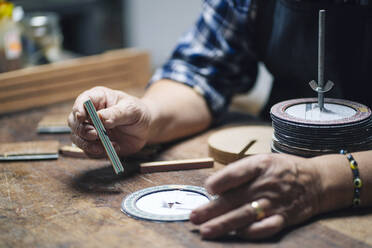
left=121, top=185, right=212, bottom=222
left=270, top=98, right=372, bottom=157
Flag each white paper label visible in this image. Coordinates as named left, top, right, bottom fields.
left=285, top=103, right=356, bottom=121
left=136, top=190, right=209, bottom=216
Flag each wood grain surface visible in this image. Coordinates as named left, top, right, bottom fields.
left=0, top=101, right=371, bottom=248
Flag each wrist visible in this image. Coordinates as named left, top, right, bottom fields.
left=310, top=154, right=353, bottom=214
left=140, top=97, right=162, bottom=143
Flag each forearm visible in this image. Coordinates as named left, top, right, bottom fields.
left=142, top=79, right=212, bottom=143
left=312, top=150, right=372, bottom=214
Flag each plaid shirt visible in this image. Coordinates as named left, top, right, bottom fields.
left=150, top=0, right=258, bottom=119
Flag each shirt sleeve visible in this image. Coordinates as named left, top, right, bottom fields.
left=149, top=0, right=258, bottom=119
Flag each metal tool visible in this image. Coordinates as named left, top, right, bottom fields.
left=309, top=9, right=334, bottom=111
left=84, top=99, right=124, bottom=175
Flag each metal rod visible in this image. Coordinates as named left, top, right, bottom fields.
left=318, top=10, right=325, bottom=111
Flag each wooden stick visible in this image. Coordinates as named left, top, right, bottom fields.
left=59, top=145, right=87, bottom=158
left=140, top=157, right=214, bottom=173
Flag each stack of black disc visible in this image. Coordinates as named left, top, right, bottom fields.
left=270, top=98, right=372, bottom=157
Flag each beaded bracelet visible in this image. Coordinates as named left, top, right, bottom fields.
left=340, top=150, right=362, bottom=207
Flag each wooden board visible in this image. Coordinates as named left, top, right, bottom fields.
left=208, top=126, right=273, bottom=164
left=0, top=140, right=59, bottom=156
left=37, top=113, right=70, bottom=133
left=0, top=48, right=150, bottom=115
left=0, top=140, right=59, bottom=161
left=1, top=103, right=372, bottom=248
left=59, top=145, right=87, bottom=158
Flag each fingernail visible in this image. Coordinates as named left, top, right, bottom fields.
left=75, top=112, right=82, bottom=120
left=201, top=226, right=213, bottom=238
left=104, top=119, right=113, bottom=127
left=204, top=182, right=215, bottom=194
left=190, top=212, right=198, bottom=223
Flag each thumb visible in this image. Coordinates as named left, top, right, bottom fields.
left=98, top=100, right=142, bottom=129
left=205, top=155, right=263, bottom=195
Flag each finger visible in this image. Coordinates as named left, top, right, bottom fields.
left=98, top=99, right=144, bottom=129
left=68, top=112, right=78, bottom=132
left=198, top=199, right=270, bottom=239
left=116, top=135, right=147, bottom=157
left=70, top=133, right=105, bottom=158
left=71, top=93, right=91, bottom=122
left=111, top=141, right=121, bottom=155
left=205, top=155, right=264, bottom=195
left=68, top=113, right=98, bottom=141
left=68, top=111, right=91, bottom=134
left=190, top=185, right=250, bottom=225
left=71, top=86, right=109, bottom=122
left=77, top=123, right=98, bottom=141
left=237, top=214, right=285, bottom=240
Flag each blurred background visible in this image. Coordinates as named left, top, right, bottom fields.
left=9, top=0, right=202, bottom=69
left=2, top=0, right=272, bottom=114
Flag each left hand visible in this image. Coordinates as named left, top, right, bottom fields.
left=190, top=153, right=322, bottom=239
left=67, top=86, right=152, bottom=158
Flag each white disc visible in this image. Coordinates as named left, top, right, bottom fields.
left=285, top=103, right=356, bottom=121
left=121, top=185, right=212, bottom=222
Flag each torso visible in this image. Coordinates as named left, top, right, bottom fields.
left=254, top=0, right=372, bottom=118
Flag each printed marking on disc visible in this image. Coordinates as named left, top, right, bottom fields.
left=285, top=103, right=356, bottom=121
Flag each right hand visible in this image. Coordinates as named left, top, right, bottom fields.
left=190, top=153, right=322, bottom=240
left=68, top=86, right=152, bottom=158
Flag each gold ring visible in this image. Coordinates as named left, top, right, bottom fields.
left=251, top=201, right=265, bottom=221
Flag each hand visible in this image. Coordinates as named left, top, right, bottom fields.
left=190, top=153, right=322, bottom=239
left=68, top=86, right=152, bottom=158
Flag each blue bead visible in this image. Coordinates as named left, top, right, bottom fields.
left=353, top=198, right=361, bottom=206
left=347, top=154, right=353, bottom=161
left=354, top=188, right=361, bottom=198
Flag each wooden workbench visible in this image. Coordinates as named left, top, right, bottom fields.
left=1, top=101, right=372, bottom=248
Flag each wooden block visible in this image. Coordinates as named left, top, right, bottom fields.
left=37, top=113, right=70, bottom=133
left=1, top=80, right=136, bottom=114
left=59, top=145, right=87, bottom=158
left=0, top=65, right=130, bottom=100
left=0, top=48, right=151, bottom=115
left=140, top=157, right=214, bottom=173
left=0, top=48, right=144, bottom=87
left=208, top=126, right=273, bottom=164
left=0, top=140, right=59, bottom=161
